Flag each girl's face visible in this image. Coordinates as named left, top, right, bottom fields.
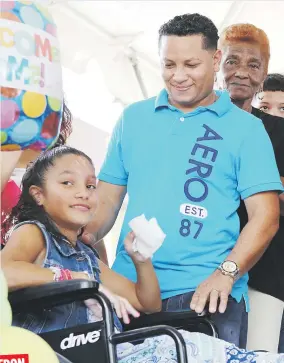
left=256, top=91, right=284, bottom=118
left=31, top=154, right=97, bottom=235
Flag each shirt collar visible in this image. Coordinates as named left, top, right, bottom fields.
left=155, top=88, right=169, bottom=109
left=155, top=89, right=232, bottom=117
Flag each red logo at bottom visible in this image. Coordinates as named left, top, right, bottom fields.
left=0, top=355, right=29, bottom=363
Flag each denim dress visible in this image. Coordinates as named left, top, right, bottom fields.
left=12, top=220, right=122, bottom=333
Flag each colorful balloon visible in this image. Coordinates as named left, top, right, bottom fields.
left=0, top=0, right=63, bottom=150
left=1, top=326, right=59, bottom=363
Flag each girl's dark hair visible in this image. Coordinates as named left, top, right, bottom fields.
left=2, top=146, right=93, bottom=244
left=56, top=101, right=73, bottom=146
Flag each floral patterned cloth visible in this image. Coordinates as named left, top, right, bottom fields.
left=116, top=330, right=284, bottom=363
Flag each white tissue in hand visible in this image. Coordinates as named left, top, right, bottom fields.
left=129, top=214, right=148, bottom=238
left=129, top=214, right=166, bottom=259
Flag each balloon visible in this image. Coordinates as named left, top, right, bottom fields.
left=0, top=299, right=12, bottom=327
left=0, top=270, right=12, bottom=327
left=0, top=0, right=63, bottom=150
left=0, top=270, right=8, bottom=299
left=0, top=326, right=59, bottom=363
left=0, top=271, right=58, bottom=361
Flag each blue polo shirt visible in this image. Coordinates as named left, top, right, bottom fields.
left=98, top=89, right=283, bottom=306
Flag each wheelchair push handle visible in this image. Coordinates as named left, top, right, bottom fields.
left=9, top=280, right=100, bottom=312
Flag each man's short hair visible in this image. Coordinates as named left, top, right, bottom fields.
left=262, top=73, right=284, bottom=92
left=158, top=13, right=219, bottom=50
left=219, top=23, right=270, bottom=72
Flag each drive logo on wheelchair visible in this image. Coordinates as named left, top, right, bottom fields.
left=60, top=330, right=101, bottom=350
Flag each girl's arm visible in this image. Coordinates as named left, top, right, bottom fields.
left=1, top=224, right=88, bottom=290
left=99, top=232, right=162, bottom=314
left=2, top=225, right=161, bottom=314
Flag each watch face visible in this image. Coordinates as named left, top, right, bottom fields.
left=222, top=261, right=237, bottom=273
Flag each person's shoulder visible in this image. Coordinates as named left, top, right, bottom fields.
left=252, top=107, right=284, bottom=125
left=252, top=107, right=284, bottom=137
left=119, top=96, right=159, bottom=132
left=7, top=222, right=46, bottom=250
left=231, top=104, right=261, bottom=123
left=123, top=96, right=157, bottom=116
left=2, top=222, right=46, bottom=264
left=227, top=104, right=264, bottom=134
left=11, top=222, right=45, bottom=240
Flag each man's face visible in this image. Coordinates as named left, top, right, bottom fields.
left=256, top=91, right=284, bottom=118
left=220, top=42, right=267, bottom=102
left=159, top=35, right=221, bottom=110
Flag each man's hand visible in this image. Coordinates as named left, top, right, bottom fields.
left=81, top=231, right=95, bottom=245
left=190, top=269, right=234, bottom=314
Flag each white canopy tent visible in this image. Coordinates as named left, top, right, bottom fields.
left=49, top=1, right=284, bottom=262
left=50, top=1, right=284, bottom=127
left=50, top=1, right=284, bottom=155
left=49, top=0, right=284, bottom=150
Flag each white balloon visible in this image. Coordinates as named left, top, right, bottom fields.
left=1, top=326, right=59, bottom=363
left=0, top=269, right=8, bottom=299
left=0, top=299, right=12, bottom=327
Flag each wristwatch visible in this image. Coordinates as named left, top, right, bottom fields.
left=218, top=260, right=239, bottom=280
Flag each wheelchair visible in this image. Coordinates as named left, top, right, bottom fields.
left=8, top=280, right=218, bottom=363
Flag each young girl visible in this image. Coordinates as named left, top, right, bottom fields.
left=1, top=146, right=283, bottom=363
left=1, top=146, right=160, bottom=331
left=1, top=101, right=72, bottom=245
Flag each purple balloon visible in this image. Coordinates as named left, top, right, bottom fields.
left=1, top=100, right=20, bottom=128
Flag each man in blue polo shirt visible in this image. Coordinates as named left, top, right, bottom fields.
left=84, top=14, right=283, bottom=347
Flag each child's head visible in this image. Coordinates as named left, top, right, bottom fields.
left=256, top=73, right=284, bottom=118
left=17, top=101, right=73, bottom=169
left=4, top=146, right=97, bottom=242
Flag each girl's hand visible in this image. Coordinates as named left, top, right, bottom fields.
left=124, top=231, right=150, bottom=264
left=99, top=284, right=140, bottom=324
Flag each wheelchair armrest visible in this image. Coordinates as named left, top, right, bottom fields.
left=125, top=310, right=207, bottom=329
left=124, top=310, right=218, bottom=338
left=9, top=280, right=99, bottom=313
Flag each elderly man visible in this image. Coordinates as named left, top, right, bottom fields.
left=84, top=14, right=283, bottom=347
left=219, top=23, right=284, bottom=352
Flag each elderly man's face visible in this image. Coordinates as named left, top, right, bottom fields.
left=220, top=42, right=267, bottom=102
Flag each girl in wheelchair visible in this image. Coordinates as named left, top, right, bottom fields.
left=1, top=146, right=283, bottom=363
